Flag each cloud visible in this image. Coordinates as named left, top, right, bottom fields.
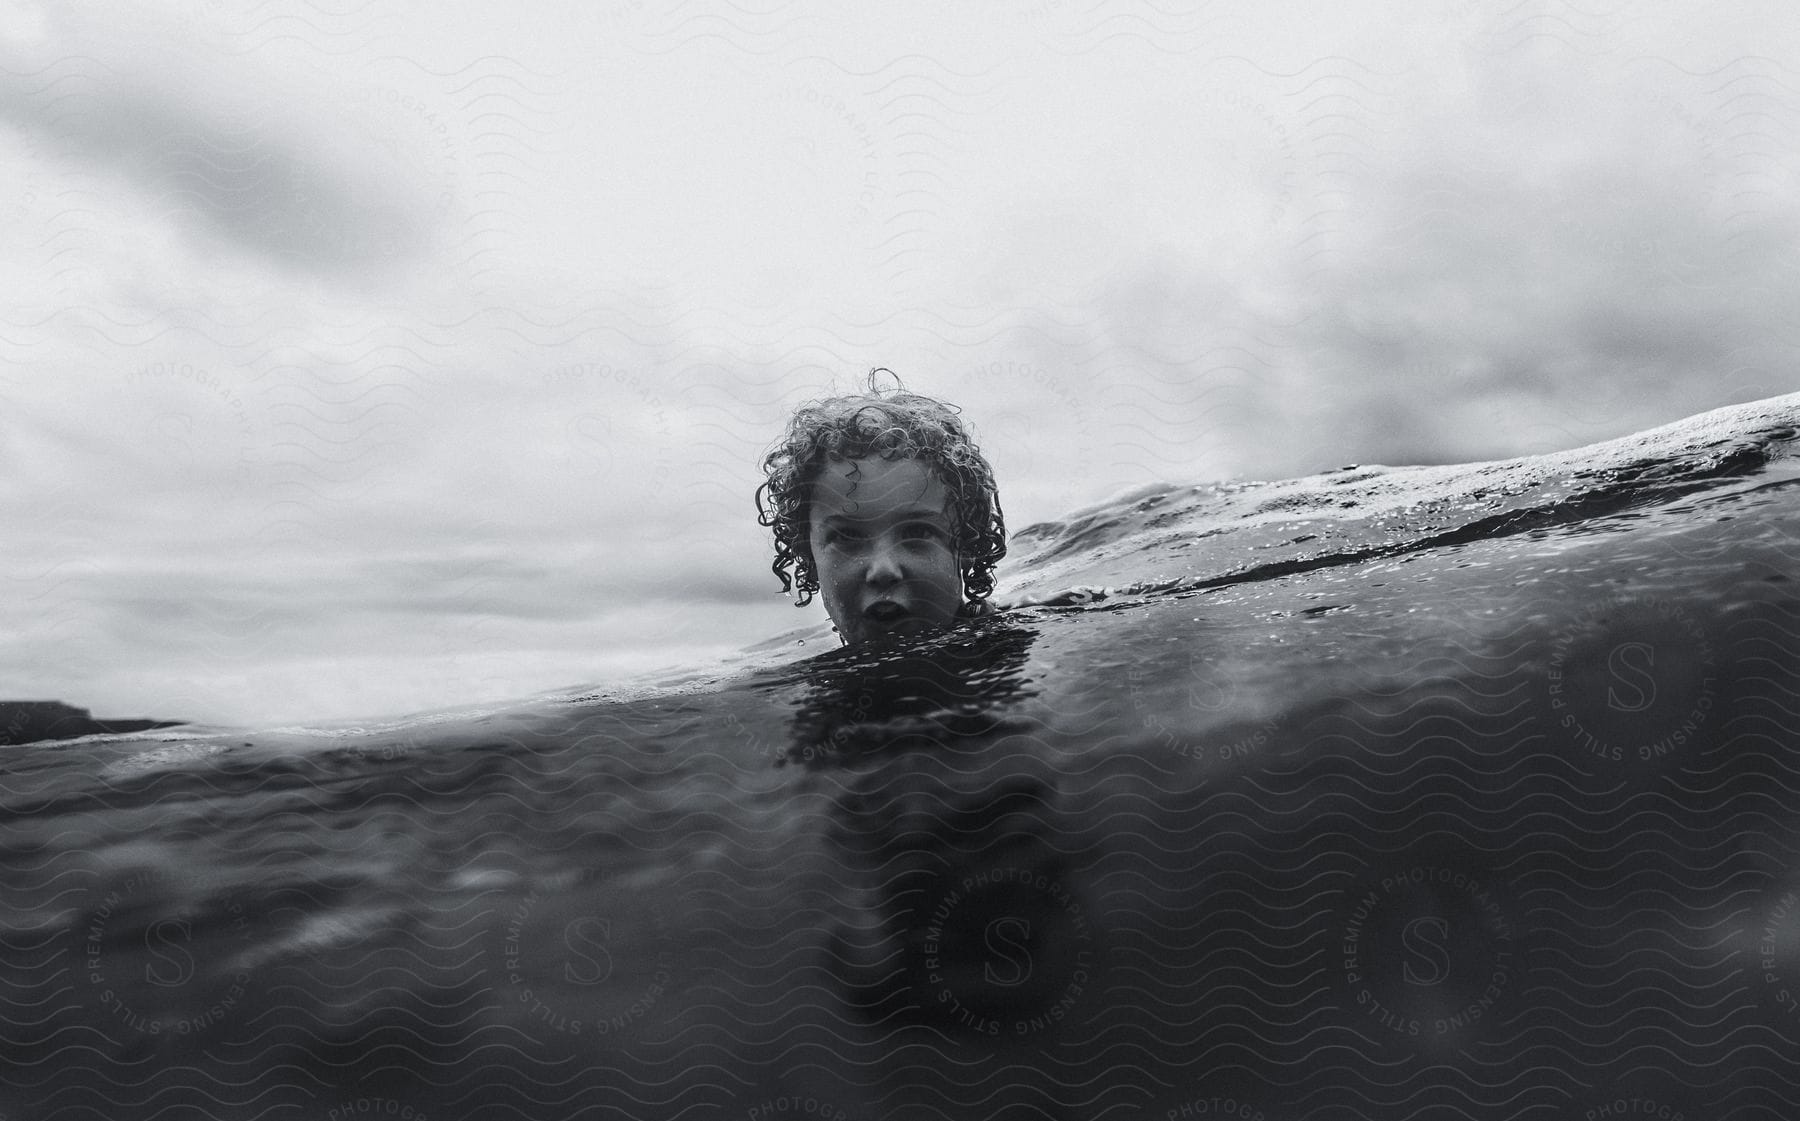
left=0, top=5, right=432, bottom=278
left=984, top=48, right=1800, bottom=482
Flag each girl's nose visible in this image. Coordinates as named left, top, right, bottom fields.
left=866, top=547, right=903, bottom=588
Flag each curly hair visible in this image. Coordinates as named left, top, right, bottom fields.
left=756, top=369, right=1006, bottom=611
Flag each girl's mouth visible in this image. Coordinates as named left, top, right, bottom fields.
left=864, top=601, right=910, bottom=624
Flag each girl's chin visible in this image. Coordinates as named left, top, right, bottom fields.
left=848, top=615, right=934, bottom=644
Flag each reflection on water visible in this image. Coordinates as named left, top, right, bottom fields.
left=777, top=619, right=1040, bottom=768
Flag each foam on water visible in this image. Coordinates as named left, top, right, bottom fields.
left=1001, top=391, right=1797, bottom=603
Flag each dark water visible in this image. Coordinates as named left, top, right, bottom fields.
left=4, top=395, right=1798, bottom=1120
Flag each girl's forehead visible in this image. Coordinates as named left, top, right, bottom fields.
left=811, top=455, right=950, bottom=514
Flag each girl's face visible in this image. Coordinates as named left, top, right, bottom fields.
left=808, top=455, right=964, bottom=645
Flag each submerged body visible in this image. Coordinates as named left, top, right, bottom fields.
left=4, top=394, right=1800, bottom=1119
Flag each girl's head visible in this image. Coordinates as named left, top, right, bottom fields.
left=756, top=370, right=1006, bottom=643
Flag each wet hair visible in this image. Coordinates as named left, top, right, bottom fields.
left=756, top=369, right=1006, bottom=611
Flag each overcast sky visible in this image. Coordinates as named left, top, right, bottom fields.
left=2, top=0, right=1796, bottom=726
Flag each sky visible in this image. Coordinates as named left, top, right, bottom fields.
left=2, top=0, right=1797, bottom=726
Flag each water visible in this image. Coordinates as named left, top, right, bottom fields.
left=4, top=394, right=1798, bottom=1120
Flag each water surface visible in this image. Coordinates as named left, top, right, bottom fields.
left=5, top=394, right=1798, bottom=1119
